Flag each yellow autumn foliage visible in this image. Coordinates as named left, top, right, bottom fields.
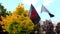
left=1, top=3, right=34, bottom=34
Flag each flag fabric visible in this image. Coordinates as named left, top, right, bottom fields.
left=28, top=4, right=40, bottom=24
left=41, top=5, right=54, bottom=18
left=48, top=13, right=54, bottom=17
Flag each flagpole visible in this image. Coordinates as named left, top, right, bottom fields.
left=39, top=20, right=43, bottom=34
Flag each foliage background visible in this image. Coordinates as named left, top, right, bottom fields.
left=1, top=4, right=34, bottom=34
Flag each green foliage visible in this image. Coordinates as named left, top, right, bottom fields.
left=9, top=22, right=21, bottom=34
left=1, top=3, right=34, bottom=34
left=0, top=3, right=9, bottom=17
left=8, top=11, right=12, bottom=16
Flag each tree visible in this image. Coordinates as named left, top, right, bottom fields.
left=2, top=3, right=34, bottom=34
left=0, top=3, right=9, bottom=17
left=8, top=11, right=12, bottom=16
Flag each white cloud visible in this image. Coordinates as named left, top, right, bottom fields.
left=22, top=0, right=39, bottom=6
left=43, top=0, right=54, bottom=6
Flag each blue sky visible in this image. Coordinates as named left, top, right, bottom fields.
left=0, top=0, right=60, bottom=24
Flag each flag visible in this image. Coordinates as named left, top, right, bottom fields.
left=48, top=13, right=54, bottom=17
left=28, top=4, right=40, bottom=24
left=41, top=5, right=54, bottom=18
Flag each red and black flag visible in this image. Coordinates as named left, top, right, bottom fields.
left=28, top=4, right=41, bottom=24
left=41, top=5, right=54, bottom=18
